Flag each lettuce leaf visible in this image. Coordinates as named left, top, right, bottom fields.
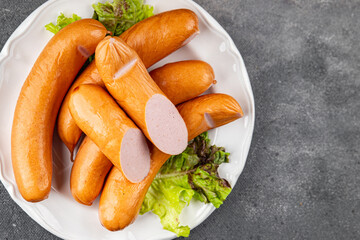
left=45, top=0, right=153, bottom=36
left=45, top=13, right=81, bottom=34
left=92, top=0, right=154, bottom=36
left=140, top=132, right=232, bottom=237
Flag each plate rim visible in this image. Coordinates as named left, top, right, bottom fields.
left=0, top=0, right=255, bottom=239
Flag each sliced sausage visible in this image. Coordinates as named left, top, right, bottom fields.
left=95, top=36, right=188, bottom=155
left=68, top=84, right=150, bottom=183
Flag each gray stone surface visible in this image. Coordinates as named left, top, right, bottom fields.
left=1, top=0, right=359, bottom=239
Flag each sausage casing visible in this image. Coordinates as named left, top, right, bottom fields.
left=11, top=19, right=107, bottom=202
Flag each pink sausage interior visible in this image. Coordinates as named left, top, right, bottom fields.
left=145, top=94, right=188, bottom=155
left=120, top=128, right=150, bottom=183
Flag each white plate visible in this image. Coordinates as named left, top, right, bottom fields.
left=0, top=0, right=255, bottom=239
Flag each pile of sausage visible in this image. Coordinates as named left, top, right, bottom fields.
left=11, top=9, right=244, bottom=231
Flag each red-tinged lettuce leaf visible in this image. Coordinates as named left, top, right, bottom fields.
left=45, top=0, right=153, bottom=36
left=92, top=0, right=154, bottom=36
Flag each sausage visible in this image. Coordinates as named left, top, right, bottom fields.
left=69, top=84, right=150, bottom=183
left=99, top=93, right=243, bottom=231
left=58, top=9, right=199, bottom=154
left=100, top=146, right=168, bottom=231
left=120, top=9, right=199, bottom=68
left=176, top=94, right=244, bottom=137
left=70, top=61, right=215, bottom=205
left=57, top=61, right=104, bottom=154
left=11, top=19, right=107, bottom=202
left=95, top=36, right=188, bottom=155
left=150, top=60, right=216, bottom=105
left=70, top=136, right=112, bottom=205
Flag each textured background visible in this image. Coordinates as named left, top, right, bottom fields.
left=1, top=0, right=360, bottom=239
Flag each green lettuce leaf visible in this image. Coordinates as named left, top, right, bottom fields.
left=45, top=0, right=153, bottom=36
left=45, top=13, right=81, bottom=34
left=92, top=0, right=154, bottom=36
left=140, top=132, right=232, bottom=237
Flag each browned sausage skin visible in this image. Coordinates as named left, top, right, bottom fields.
left=11, top=19, right=107, bottom=202
left=58, top=9, right=199, bottom=154
left=120, top=9, right=199, bottom=68
left=150, top=60, right=216, bottom=105
left=70, top=136, right=112, bottom=206
left=99, top=93, right=243, bottom=230
left=57, top=62, right=104, bottom=154
left=70, top=60, right=216, bottom=205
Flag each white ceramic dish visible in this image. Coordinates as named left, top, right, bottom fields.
left=0, top=0, right=255, bottom=239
